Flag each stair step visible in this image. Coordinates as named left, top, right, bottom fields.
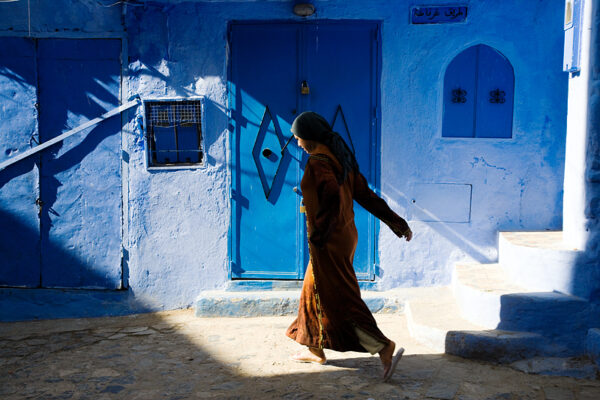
left=500, top=231, right=572, bottom=250
left=196, top=290, right=300, bottom=317
left=497, top=291, right=592, bottom=354
left=195, top=289, right=405, bottom=317
left=405, top=287, right=483, bottom=352
left=498, top=231, right=582, bottom=295
left=454, top=263, right=529, bottom=294
left=445, top=329, right=544, bottom=363
left=452, top=263, right=533, bottom=328
left=498, top=291, right=589, bottom=330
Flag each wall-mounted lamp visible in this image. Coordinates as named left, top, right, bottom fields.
left=293, top=1, right=315, bottom=17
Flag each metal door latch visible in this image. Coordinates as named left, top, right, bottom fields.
left=35, top=198, right=44, bottom=214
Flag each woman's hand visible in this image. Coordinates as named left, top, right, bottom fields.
left=389, top=224, right=412, bottom=242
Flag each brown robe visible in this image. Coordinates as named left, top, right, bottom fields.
left=286, top=149, right=410, bottom=352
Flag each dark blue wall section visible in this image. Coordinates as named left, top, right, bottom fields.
left=37, top=39, right=122, bottom=289
left=305, top=22, right=380, bottom=279
left=230, top=21, right=379, bottom=280
left=0, top=37, right=40, bottom=287
left=230, top=23, right=302, bottom=279
left=1, top=38, right=123, bottom=290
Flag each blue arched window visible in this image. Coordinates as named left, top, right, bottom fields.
left=442, top=44, right=514, bottom=138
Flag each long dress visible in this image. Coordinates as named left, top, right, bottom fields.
left=286, top=149, right=410, bottom=352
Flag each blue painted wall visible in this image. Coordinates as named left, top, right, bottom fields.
left=0, top=0, right=570, bottom=320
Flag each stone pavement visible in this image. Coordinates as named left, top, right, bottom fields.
left=1, top=310, right=599, bottom=399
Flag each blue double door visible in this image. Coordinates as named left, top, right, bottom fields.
left=0, top=38, right=123, bottom=289
left=229, top=21, right=381, bottom=280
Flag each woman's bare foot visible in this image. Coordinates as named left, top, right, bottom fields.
left=379, top=340, right=404, bottom=381
left=290, top=347, right=326, bottom=364
left=379, top=340, right=396, bottom=377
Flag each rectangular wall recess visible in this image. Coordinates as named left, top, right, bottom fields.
left=409, top=183, right=472, bottom=223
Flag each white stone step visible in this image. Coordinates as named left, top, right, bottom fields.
left=452, top=261, right=595, bottom=355
left=452, top=263, right=534, bottom=328
left=498, top=231, right=583, bottom=295
left=405, top=286, right=484, bottom=352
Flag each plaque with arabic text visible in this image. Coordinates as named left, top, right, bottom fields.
left=411, top=6, right=468, bottom=24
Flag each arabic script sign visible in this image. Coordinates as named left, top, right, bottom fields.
left=411, top=6, right=468, bottom=24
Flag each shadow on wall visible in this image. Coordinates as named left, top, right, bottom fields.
left=383, top=183, right=491, bottom=263
left=0, top=205, right=156, bottom=322
left=0, top=37, right=152, bottom=320
left=127, top=2, right=228, bottom=166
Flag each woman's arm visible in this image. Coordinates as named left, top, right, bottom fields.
left=353, top=172, right=412, bottom=241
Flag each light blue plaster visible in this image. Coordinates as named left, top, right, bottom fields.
left=0, top=0, right=576, bottom=320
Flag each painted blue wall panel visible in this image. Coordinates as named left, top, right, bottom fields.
left=475, top=45, right=514, bottom=139
left=230, top=23, right=301, bottom=279
left=442, top=46, right=477, bottom=138
left=231, top=22, right=379, bottom=280
left=305, top=22, right=379, bottom=279
left=37, top=39, right=122, bottom=289
left=0, top=37, right=40, bottom=287
left=443, top=44, right=514, bottom=139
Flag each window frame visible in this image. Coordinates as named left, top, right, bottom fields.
left=142, top=97, right=206, bottom=170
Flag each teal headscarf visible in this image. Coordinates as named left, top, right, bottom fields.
left=291, top=111, right=359, bottom=182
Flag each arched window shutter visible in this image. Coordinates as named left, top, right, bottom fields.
left=442, top=44, right=514, bottom=138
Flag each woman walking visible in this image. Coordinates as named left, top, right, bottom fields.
left=285, top=111, right=413, bottom=382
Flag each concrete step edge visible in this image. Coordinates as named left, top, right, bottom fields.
left=445, top=329, right=547, bottom=363
left=451, top=263, right=533, bottom=328
left=194, top=289, right=406, bottom=317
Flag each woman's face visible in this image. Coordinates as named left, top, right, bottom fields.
left=294, top=135, right=311, bottom=153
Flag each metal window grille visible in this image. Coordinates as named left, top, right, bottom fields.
left=145, top=100, right=203, bottom=166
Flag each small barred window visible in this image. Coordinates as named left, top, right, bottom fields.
left=144, top=99, right=204, bottom=166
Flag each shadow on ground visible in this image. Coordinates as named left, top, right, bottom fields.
left=1, top=312, right=599, bottom=400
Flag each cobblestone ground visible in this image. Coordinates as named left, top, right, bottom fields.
left=0, top=310, right=599, bottom=399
